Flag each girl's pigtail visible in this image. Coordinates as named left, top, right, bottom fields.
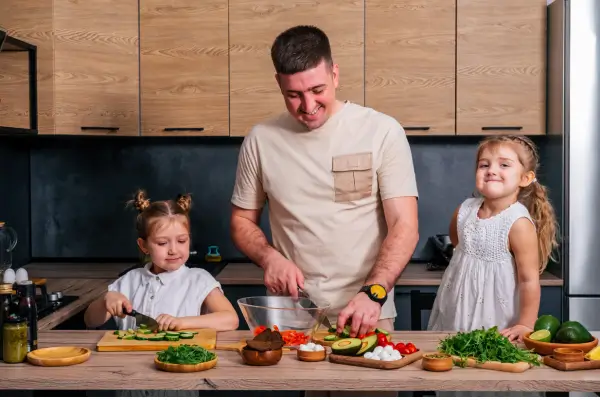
left=176, top=193, right=192, bottom=213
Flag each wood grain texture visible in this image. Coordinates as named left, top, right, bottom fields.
left=217, top=262, right=564, bottom=286
left=53, top=0, right=139, bottom=136
left=366, top=0, right=455, bottom=135
left=544, top=356, right=600, bottom=372
left=229, top=0, right=364, bottom=136
left=456, top=0, right=546, bottom=135
left=140, top=0, right=229, bottom=136
left=0, top=0, right=55, bottom=134
left=1, top=330, right=600, bottom=391
left=96, top=329, right=217, bottom=352
left=450, top=355, right=532, bottom=373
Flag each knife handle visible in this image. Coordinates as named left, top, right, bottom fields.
left=122, top=307, right=136, bottom=316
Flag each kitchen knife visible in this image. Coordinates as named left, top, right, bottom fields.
left=297, top=287, right=333, bottom=330
left=122, top=307, right=159, bottom=332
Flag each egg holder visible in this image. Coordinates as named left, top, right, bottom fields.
left=296, top=342, right=327, bottom=362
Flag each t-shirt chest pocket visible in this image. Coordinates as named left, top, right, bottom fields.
left=331, top=152, right=373, bottom=202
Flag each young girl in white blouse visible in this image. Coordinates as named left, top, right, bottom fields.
left=429, top=135, right=559, bottom=339
left=84, top=189, right=239, bottom=333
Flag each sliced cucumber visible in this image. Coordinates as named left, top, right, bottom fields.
left=328, top=324, right=337, bottom=333
left=324, top=334, right=338, bottom=341
left=127, top=328, right=135, bottom=334
left=137, top=328, right=152, bottom=334
left=139, top=323, right=147, bottom=329
left=178, top=331, right=197, bottom=336
left=118, top=334, right=135, bottom=340
left=179, top=332, right=194, bottom=339
left=165, top=336, right=180, bottom=341
left=148, top=336, right=165, bottom=341
left=165, top=331, right=180, bottom=336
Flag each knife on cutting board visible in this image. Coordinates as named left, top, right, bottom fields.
left=297, top=287, right=333, bottom=330
left=122, top=307, right=159, bottom=332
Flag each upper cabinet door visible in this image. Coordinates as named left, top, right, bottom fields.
left=366, top=0, right=456, bottom=135
left=53, top=0, right=139, bottom=136
left=140, top=0, right=229, bottom=136
left=229, top=0, right=364, bottom=137
left=457, top=0, right=546, bottom=135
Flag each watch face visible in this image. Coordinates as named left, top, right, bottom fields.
left=369, top=284, right=387, bottom=299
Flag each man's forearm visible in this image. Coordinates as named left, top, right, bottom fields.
left=365, top=223, right=419, bottom=292
left=231, top=215, right=280, bottom=268
left=517, top=281, right=540, bottom=328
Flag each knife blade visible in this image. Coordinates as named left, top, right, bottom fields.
left=122, top=307, right=159, bottom=332
left=297, top=287, right=333, bottom=330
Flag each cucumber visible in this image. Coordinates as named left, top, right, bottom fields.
left=137, top=328, right=152, bottom=334
left=118, top=334, right=135, bottom=340
left=127, top=328, right=135, bottom=334
left=328, top=324, right=337, bottom=333
left=148, top=336, right=165, bottom=341
left=179, top=331, right=197, bottom=336
left=165, top=336, right=180, bottom=341
left=324, top=334, right=338, bottom=341
left=375, top=328, right=389, bottom=336
left=179, top=332, right=194, bottom=339
left=165, top=331, right=180, bottom=337
left=139, top=323, right=147, bottom=329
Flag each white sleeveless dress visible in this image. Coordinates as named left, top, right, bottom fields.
left=428, top=197, right=541, bottom=397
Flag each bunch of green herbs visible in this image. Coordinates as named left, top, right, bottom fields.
left=156, top=344, right=216, bottom=365
left=437, top=327, right=540, bottom=367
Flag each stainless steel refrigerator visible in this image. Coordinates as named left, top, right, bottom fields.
left=548, top=0, right=600, bottom=332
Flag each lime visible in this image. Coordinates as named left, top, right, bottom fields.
left=529, top=329, right=552, bottom=343
left=533, top=315, right=561, bottom=340
left=585, top=346, right=600, bottom=361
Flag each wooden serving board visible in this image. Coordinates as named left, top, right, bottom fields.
left=329, top=350, right=423, bottom=370
left=450, top=356, right=532, bottom=373
left=96, top=329, right=217, bottom=352
left=544, top=356, right=600, bottom=371
left=312, top=330, right=391, bottom=347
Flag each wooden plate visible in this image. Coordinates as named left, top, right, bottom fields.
left=27, top=346, right=91, bottom=367
left=329, top=350, right=423, bottom=370
left=154, top=356, right=218, bottom=373
left=523, top=333, right=598, bottom=356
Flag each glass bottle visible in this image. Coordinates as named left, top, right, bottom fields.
left=15, top=281, right=37, bottom=352
left=2, top=316, right=28, bottom=363
left=0, top=222, right=18, bottom=276
left=0, top=283, right=13, bottom=360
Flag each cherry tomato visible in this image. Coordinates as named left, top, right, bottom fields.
left=395, top=343, right=406, bottom=352
left=366, top=331, right=377, bottom=337
left=358, top=333, right=366, bottom=340
left=377, top=334, right=388, bottom=347
left=406, top=343, right=417, bottom=353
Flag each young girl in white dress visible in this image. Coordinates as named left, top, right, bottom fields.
left=84, top=190, right=239, bottom=397
left=428, top=136, right=559, bottom=396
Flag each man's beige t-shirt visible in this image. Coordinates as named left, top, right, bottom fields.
left=231, top=102, right=419, bottom=320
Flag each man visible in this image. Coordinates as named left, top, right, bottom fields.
left=230, top=25, right=419, bottom=338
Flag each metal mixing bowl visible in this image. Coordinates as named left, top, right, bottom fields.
left=237, top=296, right=330, bottom=340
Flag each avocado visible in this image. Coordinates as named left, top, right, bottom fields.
left=555, top=321, right=593, bottom=344
left=331, top=338, right=363, bottom=355
left=534, top=315, right=561, bottom=340
left=324, top=334, right=338, bottom=341
left=375, top=328, right=390, bottom=336
left=356, top=334, right=378, bottom=356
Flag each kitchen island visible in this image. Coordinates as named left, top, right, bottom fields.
left=0, top=330, right=597, bottom=392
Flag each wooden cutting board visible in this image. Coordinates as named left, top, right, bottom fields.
left=544, top=356, right=600, bottom=371
left=215, top=339, right=292, bottom=353
left=329, top=351, right=423, bottom=370
left=450, top=355, right=533, bottom=373
left=96, top=329, right=217, bottom=352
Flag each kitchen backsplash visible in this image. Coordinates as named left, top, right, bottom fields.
left=0, top=134, right=562, bottom=266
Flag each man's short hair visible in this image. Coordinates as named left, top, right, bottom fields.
left=270, top=25, right=333, bottom=75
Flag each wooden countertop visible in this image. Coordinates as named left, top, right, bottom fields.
left=22, top=261, right=564, bottom=287
left=0, top=330, right=598, bottom=392
left=217, top=262, right=564, bottom=287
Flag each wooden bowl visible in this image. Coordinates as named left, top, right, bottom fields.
left=553, top=348, right=584, bottom=363
left=523, top=332, right=598, bottom=356
left=241, top=348, right=283, bottom=366
left=27, top=347, right=91, bottom=367
left=297, top=348, right=326, bottom=362
left=154, top=356, right=218, bottom=373
left=421, top=353, right=453, bottom=372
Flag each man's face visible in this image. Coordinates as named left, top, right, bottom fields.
left=276, top=59, right=339, bottom=130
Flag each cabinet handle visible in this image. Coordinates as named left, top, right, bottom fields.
left=81, top=126, right=120, bottom=131
left=163, top=127, right=205, bottom=132
left=404, top=126, right=431, bottom=131
left=481, top=126, right=523, bottom=131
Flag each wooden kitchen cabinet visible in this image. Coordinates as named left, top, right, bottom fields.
left=53, top=0, right=139, bottom=136
left=456, top=0, right=546, bottom=135
left=229, top=0, right=364, bottom=137
left=140, top=0, right=229, bottom=136
left=366, top=0, right=456, bottom=136
left=0, top=0, right=55, bottom=134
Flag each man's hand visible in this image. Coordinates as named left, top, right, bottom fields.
left=501, top=324, right=533, bottom=343
left=263, top=253, right=305, bottom=299
left=336, top=292, right=381, bottom=338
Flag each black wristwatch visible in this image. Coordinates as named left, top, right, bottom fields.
left=359, top=284, right=388, bottom=306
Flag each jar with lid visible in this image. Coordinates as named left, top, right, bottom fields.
left=2, top=316, right=28, bottom=363
left=0, top=222, right=18, bottom=276
left=0, top=283, right=13, bottom=360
